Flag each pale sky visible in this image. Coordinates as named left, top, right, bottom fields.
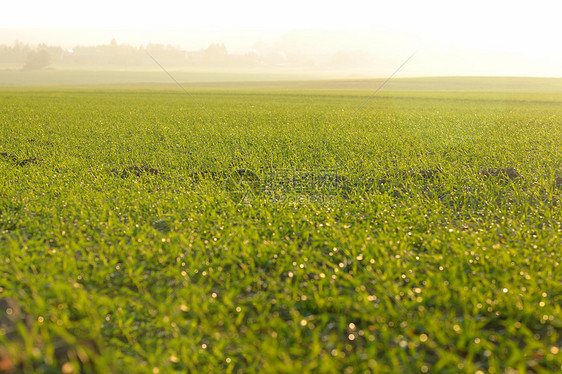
left=2, top=0, right=561, bottom=76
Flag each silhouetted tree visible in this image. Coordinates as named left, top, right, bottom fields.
left=23, top=50, right=51, bottom=70
left=204, top=43, right=227, bottom=63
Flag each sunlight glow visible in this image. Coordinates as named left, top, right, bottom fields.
left=2, top=0, right=561, bottom=76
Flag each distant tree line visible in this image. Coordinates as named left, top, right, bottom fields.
left=0, top=42, right=62, bottom=69
left=0, top=39, right=374, bottom=70
left=0, top=40, right=262, bottom=69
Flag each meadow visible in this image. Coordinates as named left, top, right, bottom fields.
left=0, top=81, right=561, bottom=373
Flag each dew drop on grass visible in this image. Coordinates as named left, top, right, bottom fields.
left=61, top=362, right=74, bottom=374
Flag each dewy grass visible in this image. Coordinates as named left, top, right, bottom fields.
left=0, top=86, right=561, bottom=373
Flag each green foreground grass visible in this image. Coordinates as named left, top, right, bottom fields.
left=0, top=85, right=561, bottom=373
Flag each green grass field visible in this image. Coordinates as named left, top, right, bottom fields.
left=0, top=81, right=561, bottom=373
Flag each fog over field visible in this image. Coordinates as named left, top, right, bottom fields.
left=1, top=28, right=561, bottom=78
left=2, top=0, right=561, bottom=78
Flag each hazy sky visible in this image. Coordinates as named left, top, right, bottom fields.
left=2, top=0, right=561, bottom=76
